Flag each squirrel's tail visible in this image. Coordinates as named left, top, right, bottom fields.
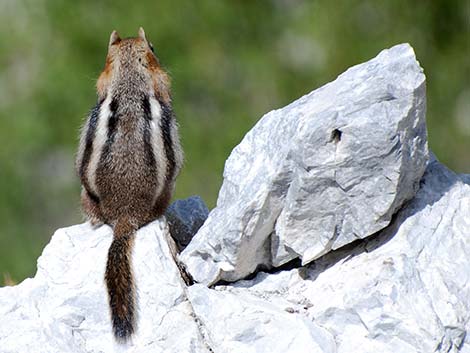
left=105, top=218, right=137, bottom=342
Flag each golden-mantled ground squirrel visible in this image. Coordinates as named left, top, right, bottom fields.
left=76, top=27, right=183, bottom=342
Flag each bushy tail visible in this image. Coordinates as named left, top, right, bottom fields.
left=105, top=218, right=137, bottom=342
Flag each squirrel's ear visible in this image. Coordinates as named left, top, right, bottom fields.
left=138, top=27, right=147, bottom=41
left=109, top=30, right=121, bottom=48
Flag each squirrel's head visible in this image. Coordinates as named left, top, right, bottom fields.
left=96, top=27, right=171, bottom=103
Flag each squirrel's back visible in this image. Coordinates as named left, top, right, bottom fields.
left=75, top=28, right=183, bottom=342
left=77, top=28, right=183, bottom=223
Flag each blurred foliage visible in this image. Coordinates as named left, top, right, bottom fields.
left=0, top=0, right=468, bottom=284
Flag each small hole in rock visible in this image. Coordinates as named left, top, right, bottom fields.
left=331, top=129, right=342, bottom=143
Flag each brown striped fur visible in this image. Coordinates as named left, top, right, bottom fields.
left=75, top=27, right=183, bottom=342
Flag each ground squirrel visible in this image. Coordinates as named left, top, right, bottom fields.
left=75, top=27, right=183, bottom=342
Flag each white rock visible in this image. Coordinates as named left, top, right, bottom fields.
left=188, top=284, right=336, bottom=353
left=0, top=220, right=211, bottom=353
left=180, top=43, right=429, bottom=285
left=209, top=159, right=470, bottom=353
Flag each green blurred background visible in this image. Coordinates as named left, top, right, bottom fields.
left=0, top=0, right=468, bottom=284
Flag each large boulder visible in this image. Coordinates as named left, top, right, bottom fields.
left=180, top=43, right=429, bottom=285
left=186, top=158, right=470, bottom=353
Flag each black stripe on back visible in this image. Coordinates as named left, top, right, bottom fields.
left=142, top=96, right=152, bottom=121
left=158, top=99, right=176, bottom=182
left=98, top=97, right=120, bottom=173
left=87, top=188, right=100, bottom=203
left=142, top=97, right=156, bottom=167
left=79, top=100, right=102, bottom=180
left=79, top=99, right=103, bottom=201
left=106, top=98, right=120, bottom=145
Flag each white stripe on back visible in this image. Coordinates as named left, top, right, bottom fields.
left=87, top=96, right=112, bottom=195
left=149, top=96, right=167, bottom=199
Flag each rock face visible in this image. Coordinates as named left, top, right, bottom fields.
left=0, top=221, right=212, bottom=353
left=188, top=158, right=470, bottom=353
left=180, top=43, right=429, bottom=285
left=1, top=43, right=469, bottom=353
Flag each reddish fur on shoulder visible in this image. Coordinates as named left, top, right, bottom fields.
left=146, top=52, right=171, bottom=104
left=95, top=37, right=171, bottom=104
left=97, top=56, right=113, bottom=100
